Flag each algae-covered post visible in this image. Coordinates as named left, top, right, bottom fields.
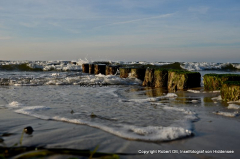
left=119, top=68, right=131, bottom=78
left=106, top=65, right=119, bottom=75
left=89, top=64, right=94, bottom=74
left=94, top=64, right=106, bottom=75
left=221, top=81, right=240, bottom=102
left=142, top=68, right=155, bottom=87
left=168, top=70, right=201, bottom=90
left=154, top=69, right=168, bottom=88
left=82, top=64, right=89, bottom=73
left=203, top=74, right=240, bottom=91
left=131, top=68, right=146, bottom=81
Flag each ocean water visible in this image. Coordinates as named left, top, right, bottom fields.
left=0, top=60, right=240, bottom=143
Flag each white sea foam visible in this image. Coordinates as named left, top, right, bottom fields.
left=191, top=100, right=199, bottom=103
left=228, top=104, right=240, bottom=110
left=211, top=95, right=222, bottom=101
left=121, top=93, right=177, bottom=103
left=187, top=90, right=201, bottom=93
left=213, top=111, right=239, bottom=117
left=7, top=101, right=24, bottom=108
left=51, top=116, right=193, bottom=141
left=15, top=106, right=51, bottom=120
left=165, top=93, right=177, bottom=98
left=181, top=62, right=240, bottom=71
left=12, top=102, right=195, bottom=142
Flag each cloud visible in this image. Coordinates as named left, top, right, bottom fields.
left=95, top=13, right=174, bottom=29
left=109, top=13, right=174, bottom=25
left=188, top=6, right=209, bottom=14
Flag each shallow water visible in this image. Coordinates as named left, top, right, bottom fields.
left=0, top=61, right=240, bottom=159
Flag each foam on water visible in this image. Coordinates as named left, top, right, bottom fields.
left=213, top=111, right=239, bottom=117
left=120, top=93, right=177, bottom=103
left=15, top=106, right=51, bottom=120
left=187, top=90, right=201, bottom=93
left=9, top=88, right=196, bottom=142
left=211, top=95, right=222, bottom=101
left=228, top=104, right=240, bottom=110
left=7, top=101, right=23, bottom=108
left=51, top=116, right=192, bottom=141
left=181, top=62, right=240, bottom=71
left=13, top=105, right=193, bottom=142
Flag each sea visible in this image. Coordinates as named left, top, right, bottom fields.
left=0, top=59, right=240, bottom=143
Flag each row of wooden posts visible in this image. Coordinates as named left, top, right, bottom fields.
left=82, top=62, right=240, bottom=102
left=82, top=63, right=201, bottom=91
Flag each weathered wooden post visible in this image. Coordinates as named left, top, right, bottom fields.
left=131, top=68, right=146, bottom=81
left=154, top=69, right=168, bottom=88
left=106, top=65, right=119, bottom=75
left=89, top=64, right=94, bottom=74
left=221, top=81, right=240, bottom=102
left=82, top=63, right=89, bottom=73
left=204, top=74, right=240, bottom=91
left=142, top=68, right=155, bottom=87
left=168, top=70, right=201, bottom=90
left=119, top=67, right=131, bottom=78
left=94, top=64, right=106, bottom=75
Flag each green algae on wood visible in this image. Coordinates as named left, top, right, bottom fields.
left=168, top=70, right=201, bottom=90
left=204, top=74, right=240, bottom=91
left=154, top=69, right=168, bottom=88
left=0, top=63, right=42, bottom=71
left=106, top=65, right=119, bottom=75
left=142, top=68, right=155, bottom=87
left=119, top=68, right=131, bottom=78
left=142, top=68, right=168, bottom=87
left=82, top=64, right=89, bottom=73
left=221, top=81, right=240, bottom=102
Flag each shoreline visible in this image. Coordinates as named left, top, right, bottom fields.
left=1, top=100, right=240, bottom=159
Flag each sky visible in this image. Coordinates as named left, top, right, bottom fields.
left=0, top=0, right=240, bottom=62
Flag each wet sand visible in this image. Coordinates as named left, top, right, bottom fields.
left=1, top=105, right=239, bottom=159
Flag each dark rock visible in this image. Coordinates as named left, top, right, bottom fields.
left=90, top=112, right=97, bottom=118
left=24, top=126, right=34, bottom=135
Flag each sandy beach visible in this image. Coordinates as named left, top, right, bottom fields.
left=1, top=89, right=239, bottom=159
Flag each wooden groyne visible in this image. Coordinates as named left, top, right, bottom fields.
left=221, top=81, right=240, bottom=102
left=82, top=62, right=202, bottom=90
left=203, top=74, right=240, bottom=91
left=203, top=74, right=240, bottom=102
left=82, top=62, right=240, bottom=101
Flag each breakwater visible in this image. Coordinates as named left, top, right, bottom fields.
left=82, top=62, right=201, bottom=90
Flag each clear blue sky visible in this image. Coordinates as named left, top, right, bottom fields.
left=0, top=0, right=240, bottom=62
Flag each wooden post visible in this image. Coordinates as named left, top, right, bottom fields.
left=131, top=68, right=146, bottom=81
left=168, top=70, right=201, bottom=90
left=94, top=64, right=106, bottom=75
left=89, top=64, right=95, bottom=74
left=120, top=68, right=131, bottom=78
left=82, top=64, right=89, bottom=73
left=142, top=68, right=155, bottom=87
left=106, top=65, right=119, bottom=75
